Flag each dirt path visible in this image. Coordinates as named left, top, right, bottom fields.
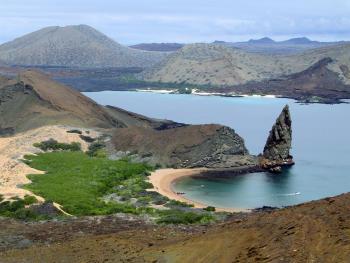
left=0, top=125, right=99, bottom=201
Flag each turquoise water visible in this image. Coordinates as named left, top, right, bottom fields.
left=85, top=91, right=350, bottom=209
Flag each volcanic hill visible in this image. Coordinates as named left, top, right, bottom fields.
left=0, top=25, right=167, bottom=68
left=0, top=70, right=177, bottom=135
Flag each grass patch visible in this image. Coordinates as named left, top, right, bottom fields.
left=22, top=151, right=219, bottom=224
left=24, top=151, right=152, bottom=216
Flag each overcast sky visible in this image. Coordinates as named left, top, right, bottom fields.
left=1, top=0, right=350, bottom=44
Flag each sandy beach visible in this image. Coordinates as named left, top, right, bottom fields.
left=148, top=168, right=249, bottom=213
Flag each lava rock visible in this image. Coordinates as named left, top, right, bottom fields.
left=261, top=105, right=294, bottom=172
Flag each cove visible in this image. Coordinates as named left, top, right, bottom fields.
left=85, top=91, right=350, bottom=209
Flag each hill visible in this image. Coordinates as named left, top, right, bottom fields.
left=141, top=43, right=350, bottom=100
left=1, top=192, right=349, bottom=262
left=0, top=25, right=167, bottom=68
left=112, top=124, right=256, bottom=168
left=0, top=70, right=178, bottom=134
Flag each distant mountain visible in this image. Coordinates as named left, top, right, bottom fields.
left=130, top=43, right=184, bottom=52
left=141, top=42, right=350, bottom=88
left=280, top=37, right=315, bottom=44
left=0, top=25, right=168, bottom=68
left=248, top=37, right=275, bottom=44
left=214, top=37, right=347, bottom=55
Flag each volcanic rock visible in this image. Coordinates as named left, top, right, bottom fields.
left=261, top=105, right=294, bottom=172
left=112, top=124, right=257, bottom=169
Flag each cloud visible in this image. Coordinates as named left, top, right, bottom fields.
left=0, top=0, right=350, bottom=44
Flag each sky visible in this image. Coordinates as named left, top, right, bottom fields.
left=1, top=0, right=350, bottom=45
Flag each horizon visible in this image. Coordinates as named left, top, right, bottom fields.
left=1, top=0, right=350, bottom=45
left=0, top=24, right=349, bottom=47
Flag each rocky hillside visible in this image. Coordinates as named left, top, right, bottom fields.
left=211, top=56, right=350, bottom=103
left=0, top=25, right=167, bottom=68
left=112, top=124, right=256, bottom=168
left=142, top=43, right=350, bottom=87
left=0, top=70, right=179, bottom=135
left=1, top=192, right=349, bottom=262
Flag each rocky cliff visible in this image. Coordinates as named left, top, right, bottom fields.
left=261, top=105, right=294, bottom=172
left=112, top=124, right=257, bottom=169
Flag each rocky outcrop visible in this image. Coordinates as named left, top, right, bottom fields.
left=260, top=105, right=294, bottom=172
left=112, top=124, right=258, bottom=169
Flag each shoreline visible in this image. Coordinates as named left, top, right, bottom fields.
left=86, top=89, right=348, bottom=104
left=148, top=168, right=250, bottom=213
left=136, top=88, right=278, bottom=99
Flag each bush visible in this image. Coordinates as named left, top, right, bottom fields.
left=79, top=135, right=95, bottom=143
left=157, top=209, right=214, bottom=224
left=86, top=142, right=105, bottom=157
left=66, top=129, right=82, bottom=134
left=203, top=206, right=216, bottom=212
left=165, top=199, right=194, bottom=208
left=23, top=195, right=38, bottom=205
left=0, top=196, right=44, bottom=220
left=34, top=139, right=81, bottom=152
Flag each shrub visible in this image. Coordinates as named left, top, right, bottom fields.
left=203, top=206, right=216, bottom=212
left=23, top=195, right=38, bottom=205
left=66, top=129, right=82, bottom=134
left=165, top=199, right=194, bottom=208
left=87, top=141, right=105, bottom=157
left=157, top=209, right=214, bottom=224
left=0, top=197, right=44, bottom=220
left=34, top=139, right=81, bottom=152
left=79, top=135, right=96, bottom=143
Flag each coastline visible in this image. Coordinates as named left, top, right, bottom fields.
left=136, top=88, right=278, bottom=99
left=148, top=168, right=249, bottom=213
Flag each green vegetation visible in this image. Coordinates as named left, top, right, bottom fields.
left=33, top=138, right=81, bottom=152
left=0, top=195, right=48, bottom=220
left=203, top=206, right=216, bottom=212
left=156, top=210, right=214, bottom=224
left=86, top=141, right=106, bottom=157
left=20, top=143, right=219, bottom=224
left=24, top=151, right=151, bottom=216
left=165, top=199, right=194, bottom=208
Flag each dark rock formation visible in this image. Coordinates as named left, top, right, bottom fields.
left=112, top=124, right=258, bottom=169
left=261, top=105, right=294, bottom=172
left=209, top=57, right=350, bottom=104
